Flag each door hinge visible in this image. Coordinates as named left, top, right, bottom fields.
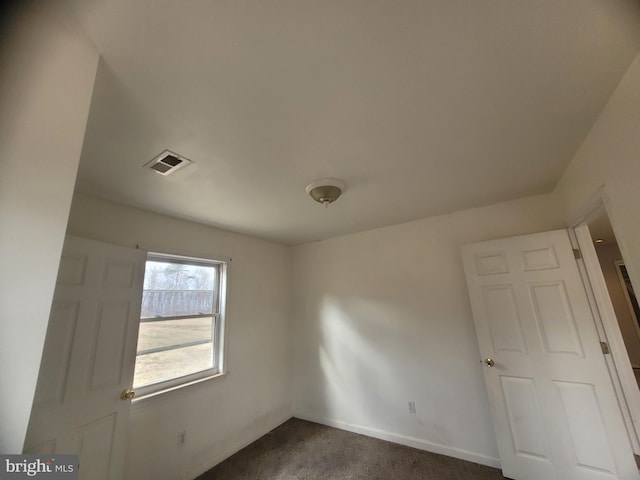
left=573, top=248, right=582, bottom=260
left=600, top=341, right=610, bottom=355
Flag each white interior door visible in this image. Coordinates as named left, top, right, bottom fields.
left=461, top=229, right=639, bottom=480
left=25, top=236, right=145, bottom=480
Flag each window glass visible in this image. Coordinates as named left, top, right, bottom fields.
left=141, top=261, right=216, bottom=318
left=133, top=255, right=226, bottom=394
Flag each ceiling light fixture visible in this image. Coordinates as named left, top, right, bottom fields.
left=594, top=238, right=605, bottom=245
left=305, top=178, right=345, bottom=207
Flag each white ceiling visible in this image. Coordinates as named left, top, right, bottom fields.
left=68, top=0, right=640, bottom=245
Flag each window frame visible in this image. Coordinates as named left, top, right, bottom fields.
left=133, top=252, right=228, bottom=399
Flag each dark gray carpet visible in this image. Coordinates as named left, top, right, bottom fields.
left=197, top=418, right=506, bottom=480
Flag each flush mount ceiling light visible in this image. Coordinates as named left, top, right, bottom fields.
left=305, top=178, right=345, bottom=207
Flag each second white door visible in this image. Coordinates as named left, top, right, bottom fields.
left=462, top=229, right=639, bottom=480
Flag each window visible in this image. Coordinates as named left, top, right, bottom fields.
left=133, top=253, right=227, bottom=396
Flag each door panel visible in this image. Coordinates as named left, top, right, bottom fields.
left=521, top=245, right=559, bottom=271
left=483, top=285, right=527, bottom=353
left=500, top=376, right=549, bottom=460
left=553, top=381, right=615, bottom=473
left=462, top=229, right=639, bottom=480
left=32, top=302, right=79, bottom=407
left=25, top=236, right=145, bottom=480
left=89, top=302, right=131, bottom=389
left=78, top=413, right=117, bottom=480
left=57, top=253, right=88, bottom=286
left=529, top=281, right=584, bottom=356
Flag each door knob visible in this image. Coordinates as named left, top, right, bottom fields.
left=484, top=358, right=495, bottom=367
left=120, top=389, right=135, bottom=400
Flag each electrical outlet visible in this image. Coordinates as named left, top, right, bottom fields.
left=178, top=430, right=186, bottom=447
left=408, top=401, right=416, bottom=414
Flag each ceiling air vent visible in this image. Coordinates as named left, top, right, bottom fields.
left=145, top=150, right=193, bottom=176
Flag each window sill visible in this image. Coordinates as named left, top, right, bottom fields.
left=131, top=371, right=228, bottom=405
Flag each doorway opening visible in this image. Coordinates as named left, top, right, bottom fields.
left=572, top=201, right=640, bottom=455
left=589, top=211, right=640, bottom=391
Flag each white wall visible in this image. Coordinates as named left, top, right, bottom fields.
left=291, top=192, right=564, bottom=467
left=66, top=193, right=292, bottom=480
left=556, top=52, right=640, bottom=308
left=0, top=5, right=98, bottom=453
left=596, top=244, right=640, bottom=367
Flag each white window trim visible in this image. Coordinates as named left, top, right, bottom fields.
left=134, top=252, right=228, bottom=399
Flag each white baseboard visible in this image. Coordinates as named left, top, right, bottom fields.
left=294, top=413, right=502, bottom=470
left=186, top=413, right=293, bottom=480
